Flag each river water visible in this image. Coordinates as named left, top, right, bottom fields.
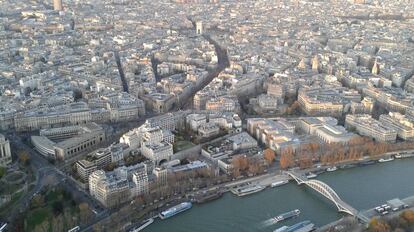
left=148, top=158, right=414, bottom=232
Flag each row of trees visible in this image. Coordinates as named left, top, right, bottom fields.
left=368, top=210, right=414, bottom=232
left=31, top=207, right=84, bottom=232
left=278, top=135, right=414, bottom=170
left=92, top=167, right=228, bottom=231
left=231, top=154, right=268, bottom=178
left=13, top=187, right=93, bottom=232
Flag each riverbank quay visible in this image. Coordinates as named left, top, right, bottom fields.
left=317, top=195, right=414, bottom=232
left=120, top=150, right=414, bottom=232
left=316, top=216, right=364, bottom=232
left=360, top=195, right=414, bottom=222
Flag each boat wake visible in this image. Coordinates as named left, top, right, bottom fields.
left=259, top=218, right=277, bottom=228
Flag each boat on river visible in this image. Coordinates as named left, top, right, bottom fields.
left=272, top=209, right=300, bottom=223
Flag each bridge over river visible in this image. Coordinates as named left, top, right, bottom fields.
left=286, top=171, right=370, bottom=223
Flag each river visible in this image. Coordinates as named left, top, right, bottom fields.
left=148, top=158, right=414, bottom=232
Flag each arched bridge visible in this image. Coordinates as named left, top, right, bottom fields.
left=286, top=171, right=366, bottom=220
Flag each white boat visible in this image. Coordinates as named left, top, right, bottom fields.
left=326, top=166, right=337, bottom=172
left=274, top=226, right=289, bottom=232
left=271, top=180, right=289, bottom=188
left=306, top=172, right=317, bottom=179
left=379, top=157, right=394, bottom=163
left=159, top=202, right=192, bottom=219
left=400, top=153, right=414, bottom=158
left=394, top=154, right=402, bottom=159
left=232, top=185, right=266, bottom=197
left=273, top=209, right=301, bottom=223
left=274, top=220, right=315, bottom=232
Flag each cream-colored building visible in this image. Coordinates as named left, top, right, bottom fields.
left=206, top=97, right=239, bottom=112
left=196, top=21, right=203, bottom=35
left=350, top=97, right=374, bottom=114
left=298, top=86, right=360, bottom=116
left=379, top=112, right=414, bottom=141
left=297, top=117, right=355, bottom=144
left=89, top=163, right=149, bottom=208
left=345, top=114, right=397, bottom=142
left=14, top=102, right=92, bottom=132
left=0, top=134, right=12, bottom=166
left=31, top=123, right=105, bottom=160
left=89, top=170, right=130, bottom=208
left=247, top=118, right=298, bottom=151
left=53, top=0, right=62, bottom=11
left=141, top=141, right=173, bottom=165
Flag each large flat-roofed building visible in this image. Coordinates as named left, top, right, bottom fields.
left=247, top=118, right=301, bottom=151
left=40, top=125, right=90, bottom=140
left=297, top=117, right=338, bottom=134
left=169, top=160, right=208, bottom=174
left=345, top=114, right=397, bottom=142
left=314, top=124, right=355, bottom=144
left=296, top=117, right=355, bottom=144
left=0, top=134, right=12, bottom=166
left=298, top=86, right=360, bottom=116
left=31, top=123, right=105, bottom=160
left=379, top=112, right=414, bottom=141
left=54, top=123, right=105, bottom=160
left=227, top=132, right=258, bottom=150
left=267, top=133, right=300, bottom=152
left=31, top=136, right=57, bottom=159
left=247, top=118, right=295, bottom=143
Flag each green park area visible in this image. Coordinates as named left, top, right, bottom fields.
left=0, top=168, right=28, bottom=217
left=15, top=187, right=93, bottom=232
left=173, top=134, right=195, bottom=152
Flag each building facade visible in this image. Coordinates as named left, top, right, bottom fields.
left=345, top=114, right=397, bottom=142
left=0, top=134, right=11, bottom=166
